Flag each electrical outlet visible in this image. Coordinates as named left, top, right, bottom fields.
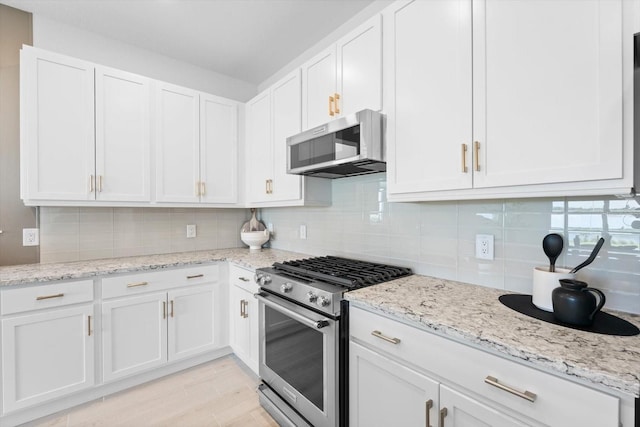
left=186, top=224, right=197, bottom=238
left=475, top=234, right=494, bottom=260
left=23, top=228, right=39, bottom=246
left=299, top=224, right=307, bottom=240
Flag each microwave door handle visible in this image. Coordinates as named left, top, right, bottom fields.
left=254, top=293, right=331, bottom=329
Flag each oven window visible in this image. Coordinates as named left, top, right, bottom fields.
left=290, top=125, right=360, bottom=169
left=264, top=306, right=324, bottom=410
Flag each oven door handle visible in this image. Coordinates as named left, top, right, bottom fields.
left=254, top=293, right=331, bottom=329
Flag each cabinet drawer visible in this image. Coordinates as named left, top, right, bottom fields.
left=1, top=280, right=94, bottom=315
left=229, top=264, right=257, bottom=294
left=349, top=307, right=619, bottom=427
left=102, top=265, right=218, bottom=299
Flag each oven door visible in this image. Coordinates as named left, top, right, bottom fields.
left=256, top=291, right=339, bottom=427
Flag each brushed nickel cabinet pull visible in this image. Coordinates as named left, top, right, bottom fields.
left=98, top=175, right=103, bottom=192
left=461, top=144, right=468, bottom=173
left=243, top=300, right=249, bottom=318
left=484, top=375, right=537, bottom=402
left=425, top=399, right=433, bottom=427
left=88, top=315, right=92, bottom=336
left=371, top=330, right=401, bottom=345
left=36, top=293, right=64, bottom=301
left=439, top=407, right=448, bottom=427
left=238, top=277, right=250, bottom=282
left=240, top=299, right=245, bottom=317
left=170, top=300, right=174, bottom=318
left=127, top=281, right=148, bottom=288
left=474, top=141, right=480, bottom=172
left=187, top=274, right=204, bottom=279
left=334, top=93, right=341, bottom=114
left=163, top=301, right=167, bottom=319
left=89, top=175, right=94, bottom=193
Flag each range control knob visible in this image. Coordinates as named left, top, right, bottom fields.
left=259, top=275, right=272, bottom=286
left=307, top=292, right=318, bottom=303
left=253, top=273, right=261, bottom=283
left=317, top=296, right=331, bottom=307
left=280, top=282, right=293, bottom=293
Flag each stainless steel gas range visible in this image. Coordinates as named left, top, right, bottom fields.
left=254, top=256, right=412, bottom=427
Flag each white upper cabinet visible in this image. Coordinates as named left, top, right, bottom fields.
left=200, top=94, right=239, bottom=204
left=155, top=83, right=240, bottom=205
left=473, top=0, right=623, bottom=189
left=385, top=0, right=473, bottom=195
left=387, top=0, right=637, bottom=201
left=302, top=14, right=382, bottom=130
left=245, top=70, right=331, bottom=207
left=95, top=66, right=151, bottom=202
left=155, top=82, right=201, bottom=203
left=21, top=47, right=95, bottom=202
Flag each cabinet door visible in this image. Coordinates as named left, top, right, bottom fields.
left=167, top=285, right=216, bottom=361
left=301, top=46, right=337, bottom=130
left=439, top=385, right=530, bottom=427
left=350, top=342, right=439, bottom=427
left=155, top=83, right=200, bottom=203
left=245, top=90, right=273, bottom=203
left=102, top=293, right=167, bottom=381
left=95, top=66, right=151, bottom=202
left=229, top=284, right=258, bottom=373
left=473, top=0, right=623, bottom=188
left=337, top=14, right=382, bottom=117
left=385, top=0, right=473, bottom=195
left=270, top=70, right=303, bottom=202
left=200, top=94, right=238, bottom=204
left=21, top=47, right=95, bottom=201
left=2, top=305, right=94, bottom=412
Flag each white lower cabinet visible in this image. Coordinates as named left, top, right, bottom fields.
left=349, top=306, right=623, bottom=427
left=1, top=281, right=95, bottom=413
left=350, top=342, right=439, bottom=427
left=228, top=264, right=259, bottom=374
left=102, top=267, right=221, bottom=382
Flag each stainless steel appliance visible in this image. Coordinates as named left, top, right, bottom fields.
left=286, top=109, right=385, bottom=178
left=254, top=256, right=412, bottom=427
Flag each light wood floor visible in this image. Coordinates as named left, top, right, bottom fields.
left=27, top=356, right=278, bottom=427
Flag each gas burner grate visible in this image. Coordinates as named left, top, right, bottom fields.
left=272, top=256, right=412, bottom=289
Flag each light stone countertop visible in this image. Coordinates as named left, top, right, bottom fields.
left=345, top=274, right=640, bottom=398
left=2, top=250, right=638, bottom=398
left=0, top=248, right=307, bottom=286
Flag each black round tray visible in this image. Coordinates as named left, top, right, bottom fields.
left=499, top=294, right=640, bottom=336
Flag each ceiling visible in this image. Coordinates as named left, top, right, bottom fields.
left=3, top=0, right=375, bottom=85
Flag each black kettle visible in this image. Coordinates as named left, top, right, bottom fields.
left=552, top=279, right=606, bottom=326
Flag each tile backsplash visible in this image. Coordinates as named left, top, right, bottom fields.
left=260, top=174, right=640, bottom=314
left=39, top=207, right=248, bottom=263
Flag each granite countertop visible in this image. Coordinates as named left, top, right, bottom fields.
left=346, top=275, right=640, bottom=398
left=2, top=250, right=639, bottom=399
left=0, top=248, right=307, bottom=287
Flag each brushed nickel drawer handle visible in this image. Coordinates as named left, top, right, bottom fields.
left=484, top=375, right=537, bottom=402
left=88, top=315, right=92, bottom=336
left=127, top=281, right=148, bottom=288
left=238, top=277, right=250, bottom=282
left=440, top=407, right=448, bottom=427
left=187, top=274, right=204, bottom=279
left=36, top=293, right=64, bottom=301
left=170, top=300, right=174, bottom=317
left=371, top=330, right=401, bottom=345
left=425, top=399, right=433, bottom=427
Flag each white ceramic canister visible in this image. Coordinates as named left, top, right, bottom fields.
left=532, top=266, right=576, bottom=312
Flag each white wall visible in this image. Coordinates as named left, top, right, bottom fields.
left=260, top=174, right=640, bottom=315
left=32, top=15, right=257, bottom=101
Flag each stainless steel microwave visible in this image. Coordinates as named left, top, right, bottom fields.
left=286, top=109, right=384, bottom=179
